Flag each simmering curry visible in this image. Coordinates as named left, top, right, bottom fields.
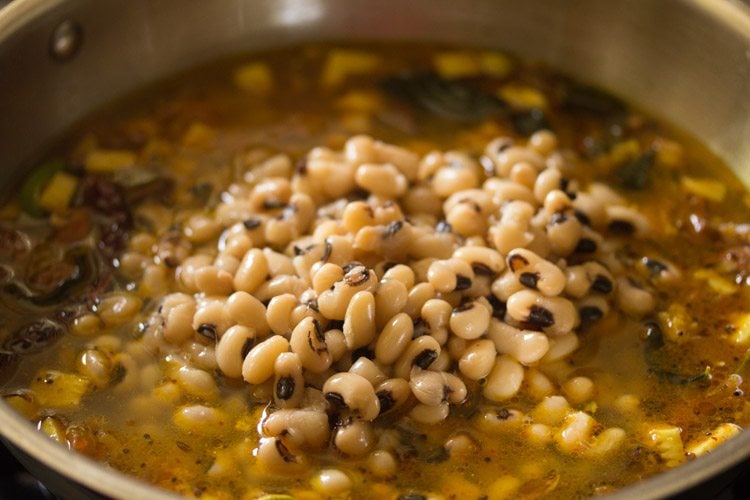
left=1, top=44, right=750, bottom=498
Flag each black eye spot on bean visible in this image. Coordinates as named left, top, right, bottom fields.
left=579, top=306, right=603, bottom=329
left=413, top=349, right=438, bottom=369
left=276, top=376, right=296, bottom=400
left=383, top=220, right=404, bottom=239
left=608, top=220, right=635, bottom=235
left=275, top=439, right=297, bottom=463
left=591, top=275, right=613, bottom=293
left=397, top=494, right=428, bottom=500
left=527, top=305, right=554, bottom=328
left=487, top=294, right=507, bottom=320
left=575, top=238, right=597, bottom=253
left=341, top=261, right=361, bottom=274
left=472, top=263, right=495, bottom=277
left=305, top=298, right=320, bottom=312
left=196, top=323, right=217, bottom=341
left=519, top=272, right=540, bottom=289
left=507, top=254, right=529, bottom=272
left=642, top=257, right=668, bottom=276
left=550, top=212, right=568, bottom=225
left=344, top=266, right=370, bottom=287
left=320, top=238, right=332, bottom=262
left=435, top=220, right=452, bottom=233
left=325, top=391, right=348, bottom=410
left=454, top=275, right=472, bottom=291
left=377, top=390, right=396, bottom=414
left=574, top=210, right=591, bottom=226
left=262, top=199, right=286, bottom=210
left=242, top=218, right=261, bottom=230
left=453, top=300, right=474, bottom=313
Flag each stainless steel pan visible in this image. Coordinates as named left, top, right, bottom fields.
left=1, top=1, right=749, bottom=498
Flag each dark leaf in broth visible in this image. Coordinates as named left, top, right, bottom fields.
left=613, top=149, right=656, bottom=190
left=381, top=72, right=508, bottom=122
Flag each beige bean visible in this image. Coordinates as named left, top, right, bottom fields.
left=375, top=279, right=408, bottom=328
left=343, top=290, right=376, bottom=349
left=382, top=264, right=416, bottom=289
left=256, top=437, right=307, bottom=475
left=226, top=291, right=270, bottom=336
left=458, top=339, right=497, bottom=380
left=506, top=248, right=566, bottom=297
left=375, top=313, right=413, bottom=365
left=449, top=299, right=491, bottom=339
left=192, top=300, right=231, bottom=338
left=254, top=275, right=307, bottom=303
left=262, top=407, right=329, bottom=449
left=487, top=319, right=549, bottom=365
left=323, top=372, right=380, bottom=421
left=325, top=329, right=348, bottom=362
left=163, top=300, right=196, bottom=345
left=616, top=277, right=655, bottom=317
left=216, top=325, right=256, bottom=378
left=403, top=282, right=436, bottom=318
left=193, top=265, right=234, bottom=296
left=427, top=258, right=475, bottom=293
left=484, top=354, right=524, bottom=401
left=173, top=405, right=228, bottom=436
left=393, top=335, right=442, bottom=379
left=355, top=163, right=408, bottom=198
left=349, top=357, right=387, bottom=387
left=290, top=317, right=332, bottom=373
left=333, top=420, right=376, bottom=457
left=174, top=365, right=219, bottom=401
left=506, top=289, right=577, bottom=336
left=312, top=469, right=352, bottom=496
left=375, top=378, right=412, bottom=416
left=409, top=401, right=450, bottom=424
left=233, top=248, right=269, bottom=293
left=367, top=450, right=397, bottom=478
left=541, top=332, right=580, bottom=363
left=318, top=265, right=378, bottom=320
left=242, top=335, right=290, bottom=384
left=266, top=293, right=298, bottom=336
left=421, top=298, right=452, bottom=345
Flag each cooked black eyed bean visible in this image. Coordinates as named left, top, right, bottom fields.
left=585, top=262, right=614, bottom=294
left=393, top=335, right=442, bottom=379
left=261, top=408, right=330, bottom=450
left=639, top=256, right=682, bottom=285
left=333, top=419, right=376, bottom=457
left=616, top=277, right=655, bottom=317
left=483, top=354, right=525, bottom=401
left=409, top=401, right=450, bottom=424
left=564, top=262, right=614, bottom=298
left=343, top=290, right=376, bottom=349
left=242, top=335, right=290, bottom=385
left=256, top=436, right=308, bottom=475
left=577, top=295, right=610, bottom=330
left=488, top=200, right=535, bottom=255
left=323, top=372, right=380, bottom=421
left=375, top=312, right=414, bottom=365
left=420, top=299, right=452, bottom=345
left=491, top=270, right=525, bottom=302
left=233, top=248, right=269, bottom=294
left=506, top=248, right=566, bottom=297
left=486, top=318, right=550, bottom=365
left=546, top=212, right=583, bottom=256
left=349, top=357, right=388, bottom=387
left=266, top=293, right=298, bottom=337
left=606, top=205, right=650, bottom=238
left=427, top=258, right=475, bottom=293
left=453, top=246, right=505, bottom=279
left=375, top=278, right=408, bottom=329
left=290, top=317, right=332, bottom=373
left=449, top=299, right=491, bottom=339
left=216, top=325, right=256, bottom=379
left=318, top=266, right=378, bottom=320
left=506, top=289, right=577, bottom=336
left=375, top=378, right=412, bottom=415
left=458, top=339, right=497, bottom=380
left=409, top=370, right=467, bottom=406
left=273, top=352, right=305, bottom=408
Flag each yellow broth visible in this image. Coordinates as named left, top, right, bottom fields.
left=1, top=44, right=750, bottom=499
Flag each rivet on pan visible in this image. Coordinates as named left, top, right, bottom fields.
left=49, top=20, right=83, bottom=61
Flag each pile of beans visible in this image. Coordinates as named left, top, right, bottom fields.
left=141, top=131, right=663, bottom=475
